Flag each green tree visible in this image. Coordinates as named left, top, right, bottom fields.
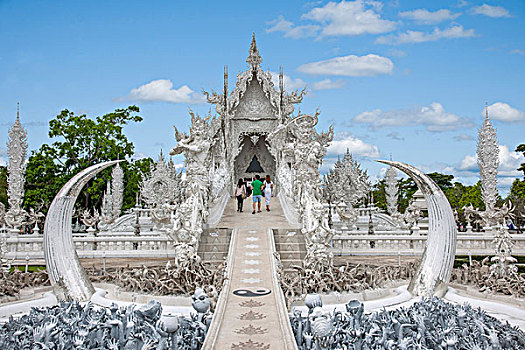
left=370, top=179, right=387, bottom=211
left=397, top=178, right=417, bottom=212
left=24, top=106, right=146, bottom=213
left=427, top=172, right=454, bottom=192
left=121, top=158, right=155, bottom=211
left=516, top=143, right=525, bottom=176
left=458, top=181, right=484, bottom=211
left=0, top=166, right=7, bottom=207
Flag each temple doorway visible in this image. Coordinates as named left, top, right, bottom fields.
left=234, top=135, right=275, bottom=185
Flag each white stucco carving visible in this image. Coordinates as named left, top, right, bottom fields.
left=477, top=107, right=499, bottom=227
left=5, top=106, right=28, bottom=230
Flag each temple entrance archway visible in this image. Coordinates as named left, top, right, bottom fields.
left=234, top=135, right=275, bottom=185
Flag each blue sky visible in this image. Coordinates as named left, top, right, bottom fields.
left=0, top=0, right=524, bottom=194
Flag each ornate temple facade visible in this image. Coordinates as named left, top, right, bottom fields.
left=204, top=34, right=306, bottom=194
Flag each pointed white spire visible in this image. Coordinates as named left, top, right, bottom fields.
left=5, top=103, right=28, bottom=229
left=477, top=102, right=499, bottom=216
left=246, top=33, right=262, bottom=69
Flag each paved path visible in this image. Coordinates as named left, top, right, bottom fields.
left=204, top=197, right=297, bottom=349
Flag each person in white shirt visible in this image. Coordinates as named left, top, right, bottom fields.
left=234, top=178, right=246, bottom=212
left=262, top=174, right=274, bottom=212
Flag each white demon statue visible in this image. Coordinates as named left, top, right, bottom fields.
left=169, top=110, right=213, bottom=264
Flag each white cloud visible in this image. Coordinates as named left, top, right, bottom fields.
left=266, top=15, right=293, bottom=33
left=453, top=133, right=474, bottom=141
left=470, top=4, right=511, bottom=18
left=386, top=131, right=404, bottom=140
left=399, top=9, right=461, bottom=24
left=327, top=132, right=380, bottom=158
left=266, top=15, right=320, bottom=39
left=486, top=102, right=525, bottom=123
left=458, top=145, right=524, bottom=177
left=128, top=79, right=205, bottom=104
left=267, top=1, right=396, bottom=39
left=302, top=0, right=397, bottom=37
left=266, top=16, right=321, bottom=39
left=387, top=49, right=407, bottom=57
left=270, top=71, right=307, bottom=90
left=286, top=25, right=322, bottom=39
left=297, top=54, right=394, bottom=77
left=270, top=72, right=345, bottom=92
left=376, top=25, right=475, bottom=44
left=510, top=49, right=525, bottom=56
left=457, top=1, right=469, bottom=8
left=312, top=78, right=346, bottom=90
left=353, top=102, right=473, bottom=131
left=132, top=152, right=150, bottom=160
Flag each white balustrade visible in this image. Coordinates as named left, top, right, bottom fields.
left=331, top=234, right=525, bottom=256
left=5, top=234, right=175, bottom=260
left=5, top=232, right=525, bottom=261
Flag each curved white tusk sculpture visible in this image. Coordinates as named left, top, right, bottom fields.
left=377, top=160, right=457, bottom=297
left=44, top=160, right=123, bottom=301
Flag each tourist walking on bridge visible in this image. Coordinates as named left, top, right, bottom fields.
left=251, top=175, right=263, bottom=214
left=235, top=178, right=246, bottom=212
left=262, top=174, right=274, bottom=212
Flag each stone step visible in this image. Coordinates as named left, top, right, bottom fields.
left=198, top=243, right=230, bottom=252
left=273, top=236, right=304, bottom=244
left=275, top=242, right=306, bottom=251
left=198, top=252, right=228, bottom=261
left=199, top=232, right=232, bottom=244
left=278, top=251, right=305, bottom=260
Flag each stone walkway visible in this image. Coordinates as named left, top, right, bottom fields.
left=204, top=197, right=297, bottom=349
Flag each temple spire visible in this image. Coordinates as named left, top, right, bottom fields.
left=246, top=33, right=262, bottom=69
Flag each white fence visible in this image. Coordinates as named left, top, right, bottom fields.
left=4, top=232, right=525, bottom=262
left=5, top=234, right=175, bottom=261
left=331, top=234, right=525, bottom=256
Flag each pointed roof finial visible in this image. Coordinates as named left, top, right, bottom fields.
left=389, top=153, right=392, bottom=161
left=16, top=102, right=20, bottom=121
left=246, top=33, right=262, bottom=69
left=485, top=101, right=489, bottom=120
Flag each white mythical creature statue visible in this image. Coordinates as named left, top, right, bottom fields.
left=287, top=111, right=333, bottom=202
left=276, top=111, right=334, bottom=268
left=170, top=110, right=212, bottom=204
left=169, top=110, right=213, bottom=262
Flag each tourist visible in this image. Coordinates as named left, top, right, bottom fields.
left=234, top=178, right=246, bottom=212
left=262, top=174, right=274, bottom=212
left=251, top=174, right=263, bottom=214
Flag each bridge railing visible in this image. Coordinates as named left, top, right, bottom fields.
left=331, top=234, right=525, bottom=256
left=4, top=232, right=525, bottom=261
left=4, top=234, right=175, bottom=260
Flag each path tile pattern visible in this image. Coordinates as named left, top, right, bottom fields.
left=209, top=198, right=295, bottom=349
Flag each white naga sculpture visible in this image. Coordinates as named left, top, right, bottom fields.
left=44, top=160, right=123, bottom=301
left=476, top=107, right=499, bottom=228
left=378, top=160, right=457, bottom=297
left=5, top=105, right=28, bottom=231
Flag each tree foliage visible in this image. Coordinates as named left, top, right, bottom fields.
left=0, top=166, right=7, bottom=207
left=516, top=143, right=525, bottom=177
left=24, top=106, right=149, bottom=213
left=372, top=172, right=485, bottom=220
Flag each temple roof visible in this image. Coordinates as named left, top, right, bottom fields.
left=204, top=34, right=305, bottom=119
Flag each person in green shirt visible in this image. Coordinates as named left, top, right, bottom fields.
left=250, top=174, right=263, bottom=214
